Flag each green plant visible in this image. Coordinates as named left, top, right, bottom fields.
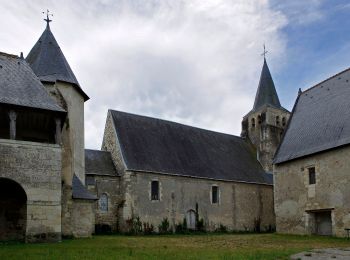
left=158, top=217, right=170, bottom=234
left=254, top=217, right=261, bottom=233
left=183, top=217, right=187, bottom=230
left=143, top=222, right=154, bottom=235
left=215, top=224, right=228, bottom=233
left=196, top=218, right=205, bottom=232
left=126, top=216, right=143, bottom=235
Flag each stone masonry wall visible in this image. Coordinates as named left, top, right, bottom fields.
left=120, top=171, right=275, bottom=232
left=71, top=199, right=95, bottom=237
left=87, top=175, right=122, bottom=232
left=51, top=82, right=86, bottom=185
left=0, top=139, right=62, bottom=242
left=44, top=82, right=90, bottom=237
left=243, top=106, right=290, bottom=172
left=274, top=145, right=350, bottom=237
left=101, top=111, right=126, bottom=174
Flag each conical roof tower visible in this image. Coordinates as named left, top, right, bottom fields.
left=252, top=58, right=281, bottom=111
left=26, top=16, right=89, bottom=101
left=241, top=52, right=290, bottom=173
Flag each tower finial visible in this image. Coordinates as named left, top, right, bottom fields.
left=261, top=43, right=268, bottom=60
left=43, top=9, right=53, bottom=27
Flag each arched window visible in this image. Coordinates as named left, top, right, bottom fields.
left=251, top=118, right=255, bottom=128
left=257, top=115, right=262, bottom=125
left=276, top=116, right=280, bottom=126
left=99, top=193, right=108, bottom=212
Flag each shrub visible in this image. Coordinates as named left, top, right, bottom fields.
left=126, top=216, right=143, bottom=235
left=215, top=224, right=228, bottom=233
left=175, top=218, right=190, bottom=234
left=254, top=217, right=261, bottom=233
left=196, top=218, right=205, bottom=232
left=183, top=218, right=187, bottom=230
left=158, top=217, right=170, bottom=234
left=143, top=222, right=154, bottom=235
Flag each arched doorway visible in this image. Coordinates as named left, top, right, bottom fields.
left=0, top=178, right=27, bottom=241
left=186, top=210, right=196, bottom=230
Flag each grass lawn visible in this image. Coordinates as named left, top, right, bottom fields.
left=0, top=233, right=349, bottom=260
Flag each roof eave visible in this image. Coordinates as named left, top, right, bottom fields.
left=125, top=168, right=273, bottom=186
left=43, top=79, right=90, bottom=102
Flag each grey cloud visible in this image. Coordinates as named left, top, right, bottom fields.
left=1, top=0, right=288, bottom=149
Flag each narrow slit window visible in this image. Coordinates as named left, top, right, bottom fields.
left=308, top=167, right=316, bottom=185
left=212, top=186, right=219, bottom=204
left=151, top=181, right=159, bottom=200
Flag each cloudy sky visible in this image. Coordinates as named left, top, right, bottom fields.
left=1, top=0, right=350, bottom=149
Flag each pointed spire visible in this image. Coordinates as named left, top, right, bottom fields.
left=26, top=16, right=89, bottom=101
left=252, top=57, right=281, bottom=111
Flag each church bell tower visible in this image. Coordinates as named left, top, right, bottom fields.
left=241, top=53, right=290, bottom=173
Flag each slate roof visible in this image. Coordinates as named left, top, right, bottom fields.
left=26, top=24, right=89, bottom=101
left=252, top=58, right=282, bottom=112
left=0, top=52, right=65, bottom=112
left=274, top=67, right=350, bottom=164
left=110, top=110, right=272, bottom=185
left=72, top=174, right=97, bottom=200
left=85, top=149, right=118, bottom=176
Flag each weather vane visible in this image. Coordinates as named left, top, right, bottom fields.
left=261, top=44, right=268, bottom=59
left=43, top=9, right=53, bottom=25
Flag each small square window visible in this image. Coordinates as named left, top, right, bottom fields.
left=308, top=167, right=316, bottom=185
left=212, top=186, right=219, bottom=204
left=151, top=181, right=159, bottom=201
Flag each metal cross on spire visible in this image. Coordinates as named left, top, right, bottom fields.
left=261, top=44, right=268, bottom=59
left=43, top=9, right=53, bottom=26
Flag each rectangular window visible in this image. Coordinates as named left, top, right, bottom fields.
left=308, top=167, right=316, bottom=185
left=212, top=186, right=219, bottom=204
left=151, top=181, right=159, bottom=200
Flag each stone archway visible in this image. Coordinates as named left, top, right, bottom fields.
left=0, top=178, right=27, bottom=241
left=186, top=210, right=196, bottom=230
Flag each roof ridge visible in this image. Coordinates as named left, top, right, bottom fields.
left=301, top=67, right=350, bottom=95
left=109, top=109, right=242, bottom=139
left=0, top=52, right=19, bottom=58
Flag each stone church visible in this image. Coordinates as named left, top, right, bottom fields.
left=0, top=19, right=289, bottom=242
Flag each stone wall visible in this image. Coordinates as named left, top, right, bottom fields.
left=102, top=110, right=275, bottom=232
left=60, top=187, right=95, bottom=238
left=87, top=175, right=122, bottom=232
left=274, top=145, right=350, bottom=237
left=44, top=82, right=85, bottom=185
left=0, top=139, right=62, bottom=242
left=71, top=199, right=95, bottom=237
left=44, top=82, right=90, bottom=238
left=101, top=111, right=126, bottom=174
left=120, top=171, right=275, bottom=232
left=243, top=106, right=290, bottom=172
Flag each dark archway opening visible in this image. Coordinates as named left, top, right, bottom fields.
left=0, top=178, right=27, bottom=241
